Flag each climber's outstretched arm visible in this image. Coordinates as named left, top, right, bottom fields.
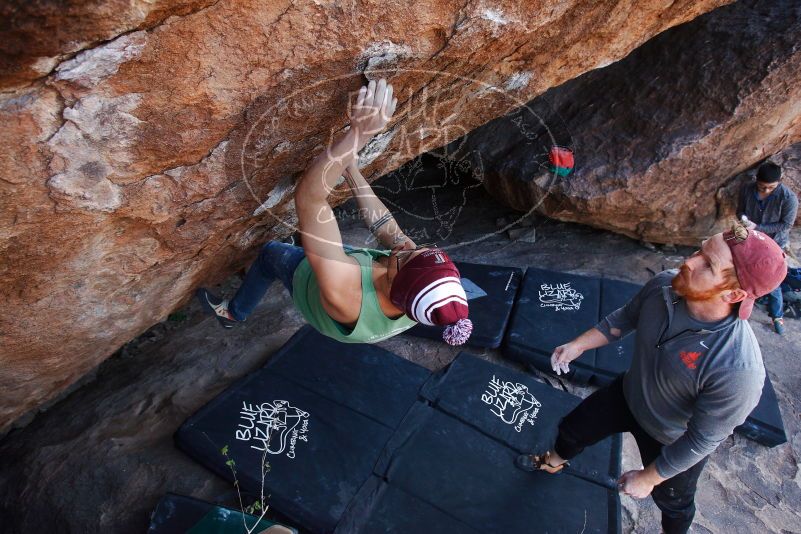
left=294, top=79, right=398, bottom=298
left=343, top=161, right=415, bottom=250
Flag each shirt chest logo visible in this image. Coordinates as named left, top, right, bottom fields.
left=679, top=350, right=704, bottom=370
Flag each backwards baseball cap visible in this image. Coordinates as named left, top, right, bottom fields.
left=722, top=224, right=787, bottom=319
left=389, top=248, right=473, bottom=345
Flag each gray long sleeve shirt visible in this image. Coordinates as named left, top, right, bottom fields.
left=737, top=182, right=798, bottom=248
left=595, top=271, right=765, bottom=479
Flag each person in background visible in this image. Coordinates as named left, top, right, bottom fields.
left=196, top=79, right=473, bottom=345
left=516, top=223, right=786, bottom=534
left=737, top=161, right=798, bottom=334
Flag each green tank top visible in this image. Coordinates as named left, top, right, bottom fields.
left=291, top=247, right=417, bottom=343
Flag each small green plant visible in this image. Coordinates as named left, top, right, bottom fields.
left=208, top=438, right=273, bottom=533
left=244, top=499, right=262, bottom=515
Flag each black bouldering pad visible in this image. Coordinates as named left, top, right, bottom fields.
left=735, top=375, right=787, bottom=447
left=175, top=326, right=430, bottom=534
left=503, top=268, right=602, bottom=384
left=177, top=328, right=622, bottom=533
left=336, top=477, right=482, bottom=534
left=376, top=405, right=620, bottom=533
left=370, top=353, right=621, bottom=534
left=406, top=262, right=523, bottom=348
left=504, top=269, right=644, bottom=386
left=335, top=353, right=623, bottom=533
left=147, top=493, right=295, bottom=533
left=593, top=278, right=642, bottom=385
left=418, top=353, right=622, bottom=485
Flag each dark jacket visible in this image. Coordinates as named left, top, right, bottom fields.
left=737, top=182, right=798, bottom=248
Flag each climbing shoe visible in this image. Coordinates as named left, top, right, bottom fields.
left=196, top=288, right=239, bottom=329
left=773, top=317, right=785, bottom=335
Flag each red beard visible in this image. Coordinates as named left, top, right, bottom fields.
left=671, top=267, right=723, bottom=301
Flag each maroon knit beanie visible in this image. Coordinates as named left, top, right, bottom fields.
left=389, top=248, right=473, bottom=345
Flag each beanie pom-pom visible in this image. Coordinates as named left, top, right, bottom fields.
left=442, top=318, right=473, bottom=346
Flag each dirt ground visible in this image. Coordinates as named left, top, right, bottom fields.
left=1, top=177, right=799, bottom=533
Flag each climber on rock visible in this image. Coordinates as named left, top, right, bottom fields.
left=196, top=78, right=473, bottom=345
left=515, top=223, right=786, bottom=534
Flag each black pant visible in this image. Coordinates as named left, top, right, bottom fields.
left=554, top=375, right=708, bottom=534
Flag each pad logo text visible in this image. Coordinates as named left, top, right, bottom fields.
left=235, top=400, right=310, bottom=459
left=481, top=375, right=541, bottom=433
left=538, top=282, right=584, bottom=311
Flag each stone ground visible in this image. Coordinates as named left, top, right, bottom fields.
left=1, top=175, right=800, bottom=533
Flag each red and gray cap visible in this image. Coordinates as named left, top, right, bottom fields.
left=389, top=248, right=473, bottom=345
left=722, top=227, right=787, bottom=319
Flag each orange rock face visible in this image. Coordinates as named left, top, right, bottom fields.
left=0, top=0, right=218, bottom=90
left=467, top=0, right=801, bottom=245
left=0, top=0, right=731, bottom=432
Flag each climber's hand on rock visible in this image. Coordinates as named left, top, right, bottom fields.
left=349, top=78, right=397, bottom=148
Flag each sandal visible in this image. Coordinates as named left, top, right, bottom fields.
left=515, top=451, right=568, bottom=474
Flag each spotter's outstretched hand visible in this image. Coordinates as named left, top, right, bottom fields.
left=550, top=342, right=582, bottom=375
